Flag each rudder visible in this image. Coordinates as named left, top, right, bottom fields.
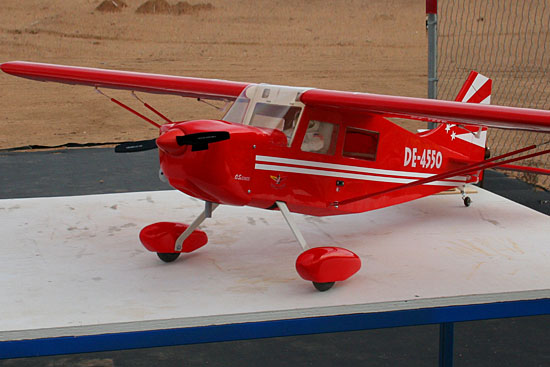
left=422, top=71, right=491, bottom=160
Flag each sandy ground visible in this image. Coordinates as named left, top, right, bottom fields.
left=0, top=0, right=427, bottom=149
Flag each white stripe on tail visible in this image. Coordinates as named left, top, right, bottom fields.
left=454, top=70, right=492, bottom=105
left=453, top=71, right=492, bottom=148
left=422, top=71, right=491, bottom=161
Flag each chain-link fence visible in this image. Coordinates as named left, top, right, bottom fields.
left=437, top=0, right=550, bottom=188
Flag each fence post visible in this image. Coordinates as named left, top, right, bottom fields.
left=427, top=0, right=438, bottom=129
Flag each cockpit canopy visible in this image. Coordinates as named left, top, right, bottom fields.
left=223, top=84, right=308, bottom=147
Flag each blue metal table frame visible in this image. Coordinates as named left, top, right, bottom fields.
left=2, top=297, right=549, bottom=366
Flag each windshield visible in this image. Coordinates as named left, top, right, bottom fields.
left=223, top=96, right=250, bottom=124
left=222, top=84, right=304, bottom=146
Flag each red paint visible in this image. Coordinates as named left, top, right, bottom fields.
left=140, top=222, right=208, bottom=253
left=296, top=247, right=361, bottom=283
left=426, top=0, right=437, bottom=14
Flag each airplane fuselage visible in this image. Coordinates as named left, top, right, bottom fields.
left=158, top=84, right=483, bottom=216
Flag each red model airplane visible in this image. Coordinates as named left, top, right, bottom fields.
left=3, top=61, right=550, bottom=291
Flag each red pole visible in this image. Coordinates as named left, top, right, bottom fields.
left=426, top=0, right=437, bottom=14
left=497, top=164, right=550, bottom=176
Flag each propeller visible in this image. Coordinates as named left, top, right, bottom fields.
left=115, top=131, right=230, bottom=154
left=176, top=131, right=230, bottom=152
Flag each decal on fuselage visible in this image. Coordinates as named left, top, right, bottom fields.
left=234, top=174, right=251, bottom=181
left=270, top=174, right=287, bottom=188
left=403, top=147, right=443, bottom=169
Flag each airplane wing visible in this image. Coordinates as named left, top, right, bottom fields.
left=0, top=61, right=249, bottom=101
left=3, top=61, right=550, bottom=131
left=300, top=89, right=550, bottom=133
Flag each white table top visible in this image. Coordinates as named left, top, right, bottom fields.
left=1, top=188, right=549, bottom=341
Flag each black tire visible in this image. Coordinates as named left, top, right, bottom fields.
left=157, top=252, right=181, bottom=263
left=463, top=196, right=472, bottom=207
left=313, top=282, right=335, bottom=292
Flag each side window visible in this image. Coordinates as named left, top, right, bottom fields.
left=343, top=128, right=379, bottom=161
left=301, top=120, right=339, bottom=155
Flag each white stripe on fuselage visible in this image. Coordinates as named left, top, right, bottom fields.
left=254, top=156, right=468, bottom=186
left=256, top=155, right=433, bottom=178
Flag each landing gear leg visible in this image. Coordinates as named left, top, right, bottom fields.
left=276, top=202, right=334, bottom=291
left=459, top=186, right=472, bottom=207
left=174, top=201, right=218, bottom=252
left=276, top=201, right=309, bottom=252
left=276, top=201, right=361, bottom=291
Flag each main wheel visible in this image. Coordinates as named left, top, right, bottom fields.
left=313, top=282, right=335, bottom=292
left=157, top=252, right=181, bottom=263
left=463, top=196, right=472, bottom=207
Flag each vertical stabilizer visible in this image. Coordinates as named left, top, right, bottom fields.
left=423, top=71, right=491, bottom=160
left=454, top=71, right=492, bottom=104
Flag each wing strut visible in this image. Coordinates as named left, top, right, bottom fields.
left=333, top=143, right=550, bottom=207
left=197, top=97, right=232, bottom=113
left=95, top=88, right=161, bottom=128
left=132, top=91, right=173, bottom=124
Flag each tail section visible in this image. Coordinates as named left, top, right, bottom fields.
left=423, top=71, right=491, bottom=160
left=454, top=71, right=492, bottom=104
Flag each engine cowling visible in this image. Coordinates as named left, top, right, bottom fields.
left=157, top=119, right=268, bottom=206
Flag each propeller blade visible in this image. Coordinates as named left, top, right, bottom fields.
left=115, top=139, right=157, bottom=153
left=176, top=131, right=230, bottom=151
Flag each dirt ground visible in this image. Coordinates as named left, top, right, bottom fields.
left=0, top=0, right=427, bottom=149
